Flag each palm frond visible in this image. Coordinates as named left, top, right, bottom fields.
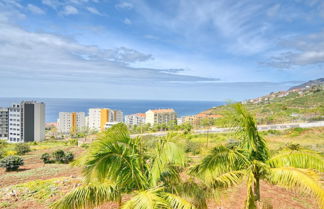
left=230, top=103, right=269, bottom=162
left=266, top=167, right=324, bottom=206
left=121, top=187, right=168, bottom=209
left=51, top=181, right=120, bottom=209
left=208, top=170, right=246, bottom=189
left=150, top=140, right=185, bottom=187
left=268, top=150, right=324, bottom=171
left=175, top=180, right=209, bottom=209
left=163, top=193, right=197, bottom=209
left=190, top=145, right=249, bottom=178
left=244, top=170, right=256, bottom=209
left=83, top=141, right=148, bottom=189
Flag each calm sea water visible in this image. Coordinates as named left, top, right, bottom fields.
left=0, top=97, right=225, bottom=122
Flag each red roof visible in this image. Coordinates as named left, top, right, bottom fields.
left=136, top=113, right=146, bottom=117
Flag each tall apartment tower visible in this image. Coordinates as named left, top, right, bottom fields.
left=5, top=101, right=45, bottom=143
left=0, top=108, right=9, bottom=140
left=58, top=112, right=85, bottom=133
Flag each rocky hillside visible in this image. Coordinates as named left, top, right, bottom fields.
left=205, top=79, right=324, bottom=125
left=289, top=78, right=324, bottom=90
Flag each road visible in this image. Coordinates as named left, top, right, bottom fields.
left=130, top=121, right=324, bottom=138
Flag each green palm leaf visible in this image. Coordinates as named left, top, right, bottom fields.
left=163, top=193, right=197, bottom=209
left=191, top=145, right=249, bottom=178
left=208, top=170, right=246, bottom=189
left=51, top=181, right=120, bottom=209
left=266, top=167, right=324, bottom=206
left=268, top=150, right=324, bottom=171
left=121, top=187, right=168, bottom=209
left=150, top=139, right=185, bottom=187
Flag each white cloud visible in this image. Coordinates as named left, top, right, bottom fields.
left=123, top=18, right=132, bottom=25
left=0, top=14, right=214, bottom=86
left=115, top=2, right=133, bottom=9
left=133, top=0, right=272, bottom=55
left=27, top=4, right=45, bottom=15
left=264, top=32, right=324, bottom=68
left=41, top=0, right=58, bottom=9
left=86, top=7, right=101, bottom=15
left=61, top=5, right=78, bottom=15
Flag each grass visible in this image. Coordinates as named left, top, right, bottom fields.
left=0, top=127, right=323, bottom=209
left=0, top=164, right=70, bottom=180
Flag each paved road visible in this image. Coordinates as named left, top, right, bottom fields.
left=131, top=121, right=324, bottom=137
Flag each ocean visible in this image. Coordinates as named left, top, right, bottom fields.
left=0, top=97, right=225, bottom=122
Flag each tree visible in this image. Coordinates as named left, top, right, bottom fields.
left=52, top=123, right=204, bottom=209
left=191, top=103, right=324, bottom=208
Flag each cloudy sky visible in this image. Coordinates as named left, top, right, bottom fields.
left=0, top=0, right=323, bottom=101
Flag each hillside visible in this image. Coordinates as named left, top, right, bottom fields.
left=205, top=80, right=324, bottom=125
left=289, top=78, right=324, bottom=90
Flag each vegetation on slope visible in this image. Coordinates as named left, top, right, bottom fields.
left=206, top=85, right=324, bottom=125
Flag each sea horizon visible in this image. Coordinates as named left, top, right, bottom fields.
left=0, top=97, right=226, bottom=122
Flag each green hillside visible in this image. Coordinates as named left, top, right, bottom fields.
left=206, top=84, right=324, bottom=125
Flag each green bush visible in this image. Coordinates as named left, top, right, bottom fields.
left=63, top=151, right=74, bottom=163
left=15, top=143, right=31, bottom=155
left=80, top=143, right=89, bottom=149
left=40, top=153, right=52, bottom=164
left=0, top=149, right=4, bottom=159
left=0, top=139, right=8, bottom=148
left=51, top=150, right=74, bottom=164
left=52, top=150, right=66, bottom=163
left=0, top=155, right=24, bottom=171
left=68, top=139, right=78, bottom=146
left=185, top=140, right=201, bottom=155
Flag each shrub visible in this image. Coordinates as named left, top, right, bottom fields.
left=52, top=150, right=66, bottom=163
left=15, top=143, right=31, bottom=155
left=51, top=150, right=74, bottom=164
left=68, top=139, right=78, bottom=146
left=0, top=155, right=24, bottom=171
left=40, top=153, right=52, bottom=164
left=0, top=149, right=4, bottom=159
left=0, top=139, right=8, bottom=148
left=185, top=140, right=201, bottom=155
left=63, top=152, right=74, bottom=163
left=80, top=143, right=89, bottom=149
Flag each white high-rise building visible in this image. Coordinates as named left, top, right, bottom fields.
left=125, top=113, right=145, bottom=126
left=58, top=112, right=85, bottom=133
left=1, top=101, right=45, bottom=143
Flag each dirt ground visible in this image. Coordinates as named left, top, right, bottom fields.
left=0, top=144, right=321, bottom=209
left=0, top=146, right=83, bottom=187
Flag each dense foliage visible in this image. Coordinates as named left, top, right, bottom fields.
left=52, top=124, right=205, bottom=209
left=192, top=104, right=324, bottom=208
left=40, top=150, right=74, bottom=164
left=51, top=105, right=324, bottom=209
left=208, top=86, right=324, bottom=125
left=0, top=155, right=24, bottom=171
left=15, top=143, right=31, bottom=155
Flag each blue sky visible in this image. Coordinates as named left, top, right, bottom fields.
left=0, top=0, right=323, bottom=101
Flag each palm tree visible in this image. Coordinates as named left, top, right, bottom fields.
left=52, top=123, right=206, bottom=209
left=191, top=103, right=324, bottom=209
